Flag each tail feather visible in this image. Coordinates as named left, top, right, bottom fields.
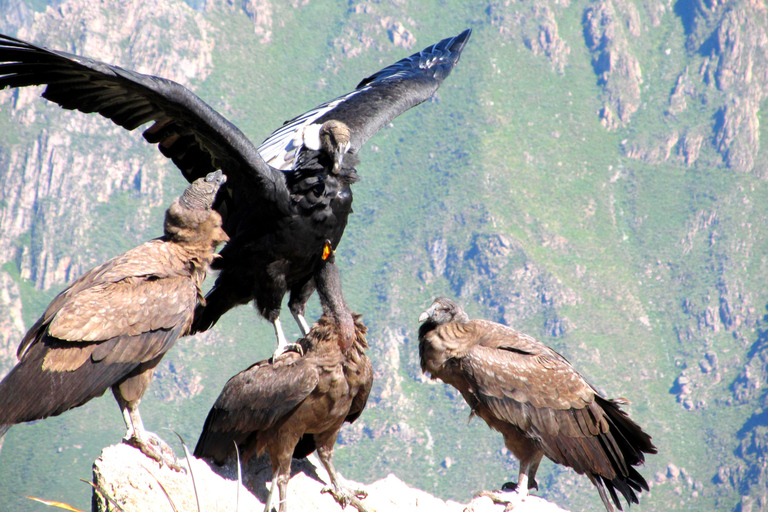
left=593, top=396, right=657, bottom=510
left=589, top=474, right=617, bottom=512
left=194, top=407, right=245, bottom=465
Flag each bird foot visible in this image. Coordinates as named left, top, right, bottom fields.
left=502, top=479, right=538, bottom=491
left=124, top=431, right=185, bottom=473
left=272, top=342, right=304, bottom=360
left=473, top=489, right=526, bottom=511
left=321, top=485, right=370, bottom=512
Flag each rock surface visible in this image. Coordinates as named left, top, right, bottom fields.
left=92, top=443, right=570, bottom=512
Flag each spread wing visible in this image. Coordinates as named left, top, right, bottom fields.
left=194, top=354, right=319, bottom=461
left=0, top=34, right=282, bottom=196
left=258, top=29, right=471, bottom=170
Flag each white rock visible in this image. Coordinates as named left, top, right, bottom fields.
left=92, top=443, right=571, bottom=512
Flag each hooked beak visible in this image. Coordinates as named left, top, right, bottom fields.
left=418, top=310, right=430, bottom=323
left=331, top=147, right=345, bottom=174
left=331, top=141, right=350, bottom=174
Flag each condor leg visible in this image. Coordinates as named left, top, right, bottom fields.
left=482, top=451, right=544, bottom=510
left=113, top=368, right=183, bottom=472
left=264, top=451, right=292, bottom=512
left=288, top=278, right=314, bottom=337
left=316, top=436, right=370, bottom=512
left=271, top=318, right=304, bottom=359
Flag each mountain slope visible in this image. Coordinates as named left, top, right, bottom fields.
left=0, top=0, right=767, bottom=511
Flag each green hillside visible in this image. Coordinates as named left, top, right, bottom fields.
left=0, top=0, right=767, bottom=510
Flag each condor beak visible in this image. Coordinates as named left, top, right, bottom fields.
left=331, top=144, right=346, bottom=174
left=418, top=310, right=429, bottom=323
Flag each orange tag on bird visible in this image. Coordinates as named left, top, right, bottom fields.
left=322, top=242, right=332, bottom=260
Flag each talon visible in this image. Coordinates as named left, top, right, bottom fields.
left=273, top=342, right=304, bottom=360
left=123, top=432, right=185, bottom=473
left=322, top=485, right=370, bottom=512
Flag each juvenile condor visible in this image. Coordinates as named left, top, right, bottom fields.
left=418, top=297, right=657, bottom=512
left=0, top=29, right=471, bottom=356
left=0, top=171, right=228, bottom=471
left=194, top=248, right=372, bottom=512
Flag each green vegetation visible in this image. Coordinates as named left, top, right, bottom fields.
left=0, top=0, right=766, bottom=511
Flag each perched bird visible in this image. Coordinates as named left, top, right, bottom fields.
left=0, top=171, right=228, bottom=471
left=418, top=297, right=657, bottom=512
left=194, top=248, right=373, bottom=512
left=0, top=29, right=471, bottom=356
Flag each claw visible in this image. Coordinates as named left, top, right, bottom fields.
left=321, top=486, right=370, bottom=512
left=473, top=489, right=526, bottom=510
left=124, top=431, right=185, bottom=473
left=272, top=342, right=304, bottom=360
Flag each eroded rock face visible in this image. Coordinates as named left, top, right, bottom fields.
left=0, top=0, right=213, bottom=286
left=582, top=0, right=642, bottom=130
left=0, top=273, right=24, bottom=373
left=440, top=232, right=579, bottom=335
left=488, top=0, right=571, bottom=73
left=684, top=0, right=768, bottom=175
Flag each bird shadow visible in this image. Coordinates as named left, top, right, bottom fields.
left=199, top=452, right=327, bottom=505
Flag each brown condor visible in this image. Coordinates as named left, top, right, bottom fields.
left=194, top=248, right=372, bottom=512
left=418, top=297, right=657, bottom=512
left=0, top=171, right=228, bottom=471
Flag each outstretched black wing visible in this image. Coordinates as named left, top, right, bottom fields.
left=259, top=29, right=472, bottom=170
left=0, top=34, right=282, bottom=196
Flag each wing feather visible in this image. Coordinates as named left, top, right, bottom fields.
left=0, top=33, right=282, bottom=194
left=205, top=355, right=320, bottom=434
left=41, top=241, right=198, bottom=343
left=258, top=29, right=471, bottom=170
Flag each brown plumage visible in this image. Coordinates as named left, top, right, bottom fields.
left=0, top=171, right=228, bottom=470
left=194, top=254, right=372, bottom=512
left=418, top=297, right=656, bottom=512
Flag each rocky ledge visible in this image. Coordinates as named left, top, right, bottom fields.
left=92, top=443, right=570, bottom=512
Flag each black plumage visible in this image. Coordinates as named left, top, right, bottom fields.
left=0, top=29, right=471, bottom=354
left=194, top=251, right=372, bottom=512
left=0, top=172, right=228, bottom=470
left=418, top=297, right=657, bottom=512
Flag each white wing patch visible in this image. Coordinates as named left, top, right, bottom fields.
left=258, top=87, right=369, bottom=171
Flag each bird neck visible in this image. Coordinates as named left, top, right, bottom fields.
left=315, top=259, right=355, bottom=351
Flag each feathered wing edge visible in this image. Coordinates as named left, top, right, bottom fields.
left=0, top=33, right=282, bottom=196
left=0, top=332, right=163, bottom=426
left=531, top=396, right=655, bottom=511
left=195, top=313, right=371, bottom=464
left=588, top=396, right=657, bottom=510
left=257, top=29, right=472, bottom=168
left=193, top=354, right=317, bottom=464
left=464, top=358, right=656, bottom=510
